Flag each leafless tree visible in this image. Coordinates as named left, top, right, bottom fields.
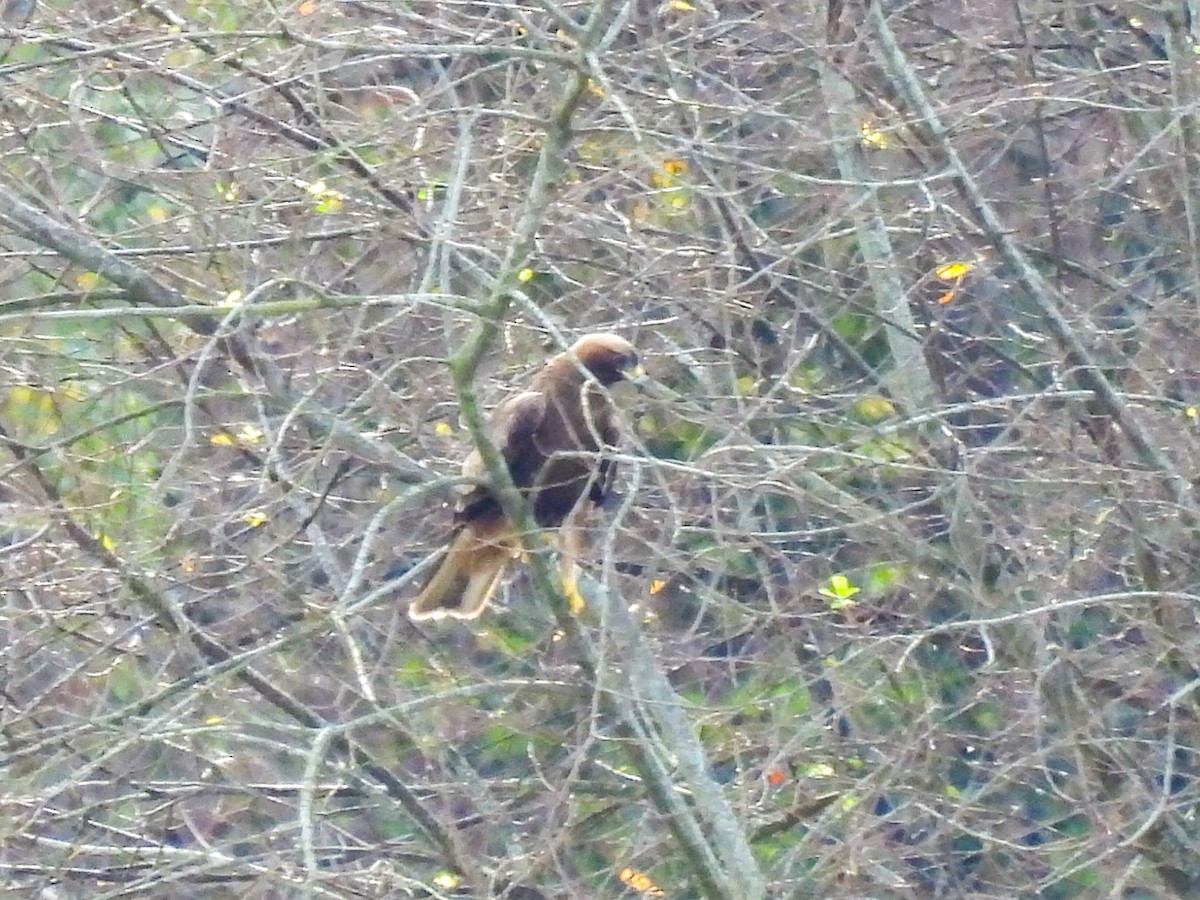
left=2, top=1, right=1199, bottom=897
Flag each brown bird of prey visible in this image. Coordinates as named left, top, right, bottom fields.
left=408, top=333, right=642, bottom=621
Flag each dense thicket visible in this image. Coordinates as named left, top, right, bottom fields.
left=2, top=2, right=1198, bottom=897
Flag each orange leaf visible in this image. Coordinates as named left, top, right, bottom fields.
left=619, top=867, right=665, bottom=896
left=297, top=0, right=317, bottom=14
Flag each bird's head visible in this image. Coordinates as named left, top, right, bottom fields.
left=569, top=333, right=644, bottom=386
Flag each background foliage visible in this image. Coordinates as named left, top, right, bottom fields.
left=2, top=1, right=1199, bottom=897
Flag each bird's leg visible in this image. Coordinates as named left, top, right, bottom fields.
left=558, top=508, right=587, bottom=615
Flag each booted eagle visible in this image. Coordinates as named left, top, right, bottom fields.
left=409, top=333, right=642, bottom=621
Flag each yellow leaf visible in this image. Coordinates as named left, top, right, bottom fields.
left=306, top=180, right=346, bottom=214
left=1186, top=407, right=1198, bottom=419
left=221, top=289, right=244, bottom=307
left=662, top=158, right=688, bottom=175
left=619, top=867, right=665, bottom=896
left=669, top=0, right=695, bottom=9
left=4, top=385, right=61, bottom=434
left=205, top=715, right=223, bottom=725
left=95, top=532, right=116, bottom=553
left=432, top=872, right=460, bottom=889
left=210, top=432, right=235, bottom=446
left=77, top=272, right=100, bottom=290
left=859, top=120, right=888, bottom=149
left=434, top=421, right=454, bottom=435
left=315, top=195, right=343, bottom=214
left=236, top=424, right=264, bottom=446
left=146, top=205, right=168, bottom=222
left=221, top=182, right=240, bottom=202
left=935, top=261, right=973, bottom=281
left=517, top=268, right=535, bottom=282
left=649, top=579, right=668, bottom=595
left=853, top=396, right=895, bottom=422
left=243, top=511, right=269, bottom=528
left=735, top=374, right=757, bottom=396
left=7, top=385, right=34, bottom=407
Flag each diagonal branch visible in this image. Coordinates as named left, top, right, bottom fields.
left=0, top=185, right=432, bottom=484
left=0, top=419, right=482, bottom=888
left=817, top=54, right=934, bottom=410
left=0, top=192, right=216, bottom=334
left=434, top=2, right=766, bottom=897
left=866, top=2, right=1200, bottom=526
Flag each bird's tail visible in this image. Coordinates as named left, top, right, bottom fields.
left=408, top=515, right=520, bottom=620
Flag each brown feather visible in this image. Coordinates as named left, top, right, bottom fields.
left=409, top=334, right=639, bottom=621
left=408, top=511, right=521, bottom=620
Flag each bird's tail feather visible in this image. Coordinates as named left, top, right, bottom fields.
left=408, top=516, right=519, bottom=620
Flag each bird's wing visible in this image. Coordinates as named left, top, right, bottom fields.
left=489, top=390, right=547, bottom=488
left=457, top=390, right=547, bottom=521
left=413, top=392, right=546, bottom=621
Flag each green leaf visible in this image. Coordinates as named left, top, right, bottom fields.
left=818, top=574, right=860, bottom=609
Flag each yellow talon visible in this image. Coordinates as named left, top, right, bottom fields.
left=563, top=576, right=587, bottom=615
